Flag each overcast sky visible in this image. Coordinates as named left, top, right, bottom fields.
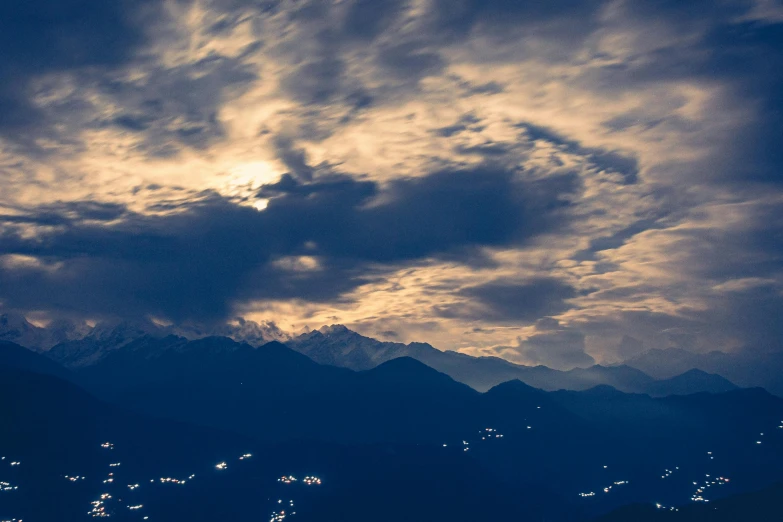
left=1, top=0, right=782, bottom=368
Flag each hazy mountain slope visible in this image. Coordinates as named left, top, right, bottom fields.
left=593, top=481, right=783, bottom=522
left=0, top=339, right=73, bottom=380
left=288, top=325, right=663, bottom=393
left=26, top=320, right=746, bottom=397
left=643, top=369, right=738, bottom=397
left=41, top=317, right=296, bottom=368
left=627, top=348, right=783, bottom=396
left=0, top=312, right=89, bottom=351
left=47, top=318, right=167, bottom=368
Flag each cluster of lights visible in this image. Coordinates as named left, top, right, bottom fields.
left=443, top=427, right=510, bottom=452
left=88, top=494, right=112, bottom=518
left=578, top=466, right=628, bottom=499
left=579, top=418, right=782, bottom=509
left=603, top=480, right=629, bottom=494
left=5, top=441, right=318, bottom=522
left=479, top=428, right=504, bottom=441
left=690, top=475, right=730, bottom=502
left=270, top=500, right=296, bottom=522
left=655, top=502, right=679, bottom=512
left=661, top=467, right=679, bottom=479
left=157, top=477, right=187, bottom=484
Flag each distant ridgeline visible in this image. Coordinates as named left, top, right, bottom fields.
left=1, top=313, right=761, bottom=395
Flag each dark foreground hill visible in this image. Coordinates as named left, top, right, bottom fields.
left=594, top=481, right=783, bottom=522
left=0, top=363, right=569, bottom=522
left=54, top=336, right=783, bottom=518
left=6, top=336, right=783, bottom=521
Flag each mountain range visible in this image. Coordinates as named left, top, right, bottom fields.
left=3, top=334, right=783, bottom=521
left=626, top=348, right=783, bottom=396
left=1, top=355, right=551, bottom=522
left=6, top=316, right=745, bottom=398
left=287, top=325, right=740, bottom=396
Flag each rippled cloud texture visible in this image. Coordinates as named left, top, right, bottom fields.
left=1, top=0, right=782, bottom=368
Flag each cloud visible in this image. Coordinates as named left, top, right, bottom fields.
left=0, top=162, right=575, bottom=322
left=259, top=165, right=576, bottom=264
left=504, top=318, right=596, bottom=370
left=0, top=0, right=164, bottom=143
left=516, top=123, right=640, bottom=184
left=437, top=278, right=579, bottom=323
left=1, top=0, right=782, bottom=362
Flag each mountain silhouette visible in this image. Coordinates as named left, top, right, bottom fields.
left=287, top=325, right=739, bottom=396
left=0, top=340, right=73, bottom=380
left=627, top=348, right=783, bottom=396
left=643, top=369, right=738, bottom=397
left=0, top=362, right=567, bottom=522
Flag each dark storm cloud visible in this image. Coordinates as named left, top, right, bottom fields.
left=274, top=137, right=316, bottom=181
left=0, top=165, right=576, bottom=321
left=376, top=41, right=445, bottom=81
left=0, top=194, right=375, bottom=322
left=433, top=113, right=482, bottom=138
left=427, top=0, right=605, bottom=59
left=463, top=278, right=579, bottom=320
left=707, top=283, right=783, bottom=353
left=580, top=2, right=783, bottom=185
left=487, top=318, right=596, bottom=369
left=437, top=278, right=578, bottom=323
left=0, top=0, right=260, bottom=157
left=0, top=201, right=128, bottom=227
left=705, top=21, right=783, bottom=184
left=281, top=55, right=347, bottom=105
left=0, top=0, right=162, bottom=142
left=517, top=318, right=596, bottom=369
left=98, top=54, right=259, bottom=155
left=430, top=0, right=601, bottom=35
left=260, top=166, right=576, bottom=263
left=573, top=219, right=667, bottom=262
left=516, top=123, right=639, bottom=184
left=341, top=0, right=407, bottom=42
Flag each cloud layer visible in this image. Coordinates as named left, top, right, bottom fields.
left=1, top=0, right=782, bottom=367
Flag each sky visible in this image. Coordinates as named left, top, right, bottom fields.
left=1, top=0, right=782, bottom=368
